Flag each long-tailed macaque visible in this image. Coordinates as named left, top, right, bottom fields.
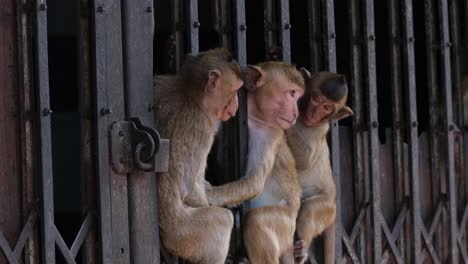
left=155, top=49, right=302, bottom=263
left=206, top=62, right=304, bottom=208
left=155, top=48, right=243, bottom=263
left=239, top=62, right=305, bottom=264
left=287, top=70, right=353, bottom=264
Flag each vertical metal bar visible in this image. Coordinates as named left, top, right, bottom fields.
left=187, top=0, right=199, bottom=53
left=321, top=0, right=338, bottom=263
left=448, top=2, right=465, bottom=237
left=79, top=0, right=97, bottom=262
left=307, top=0, right=321, bottom=71
left=92, top=0, right=130, bottom=263
left=388, top=0, right=407, bottom=260
left=171, top=0, right=183, bottom=71
left=121, top=0, right=160, bottom=262
left=34, top=0, right=55, bottom=262
left=348, top=0, right=366, bottom=261
left=464, top=1, right=468, bottom=78
left=279, top=0, right=290, bottom=62
left=235, top=0, right=247, bottom=66
left=388, top=0, right=404, bottom=215
left=219, top=0, right=231, bottom=48
left=363, top=0, right=382, bottom=262
left=234, top=0, right=248, bottom=256
left=438, top=0, right=459, bottom=262
left=17, top=0, right=39, bottom=262
left=424, top=0, right=445, bottom=259
left=448, top=0, right=462, bottom=126
left=402, top=1, right=422, bottom=262
left=322, top=0, right=336, bottom=71
left=264, top=0, right=275, bottom=59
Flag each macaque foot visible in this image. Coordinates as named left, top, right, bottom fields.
left=225, top=254, right=235, bottom=264
left=237, top=256, right=250, bottom=264
left=294, top=240, right=308, bottom=264
left=224, top=255, right=249, bottom=264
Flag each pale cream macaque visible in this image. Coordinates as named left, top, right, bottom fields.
left=287, top=70, right=353, bottom=264
left=155, top=48, right=244, bottom=264
left=206, top=62, right=304, bottom=209
left=238, top=62, right=305, bottom=264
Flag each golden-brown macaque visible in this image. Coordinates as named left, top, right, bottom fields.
left=154, top=48, right=244, bottom=264
left=243, top=138, right=301, bottom=264
left=287, top=70, right=353, bottom=264
left=233, top=62, right=304, bottom=264
left=206, top=62, right=304, bottom=208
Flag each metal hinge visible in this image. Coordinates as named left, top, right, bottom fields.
left=110, top=118, right=169, bottom=174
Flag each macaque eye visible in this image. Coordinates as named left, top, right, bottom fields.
left=323, top=104, right=333, bottom=112
left=289, top=90, right=296, bottom=97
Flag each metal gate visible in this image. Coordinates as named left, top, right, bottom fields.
left=1, top=0, right=163, bottom=263
left=0, top=0, right=467, bottom=263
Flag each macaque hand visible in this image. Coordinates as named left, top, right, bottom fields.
left=294, top=240, right=308, bottom=264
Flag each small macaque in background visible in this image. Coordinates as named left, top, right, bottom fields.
left=155, top=48, right=244, bottom=264
left=287, top=70, right=353, bottom=264
left=238, top=62, right=305, bottom=264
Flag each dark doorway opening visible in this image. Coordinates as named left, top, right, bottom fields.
left=46, top=0, right=83, bottom=262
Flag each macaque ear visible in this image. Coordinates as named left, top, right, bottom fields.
left=244, top=65, right=266, bottom=91
left=300, top=67, right=312, bottom=80
left=334, top=106, right=353, bottom=121
left=207, top=69, right=222, bottom=92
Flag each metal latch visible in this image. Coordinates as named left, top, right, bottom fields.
left=110, top=118, right=169, bottom=174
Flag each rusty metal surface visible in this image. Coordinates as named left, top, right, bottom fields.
left=0, top=0, right=24, bottom=263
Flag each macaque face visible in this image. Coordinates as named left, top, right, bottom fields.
left=206, top=70, right=244, bottom=121
left=302, top=94, right=335, bottom=127
left=256, top=76, right=304, bottom=129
